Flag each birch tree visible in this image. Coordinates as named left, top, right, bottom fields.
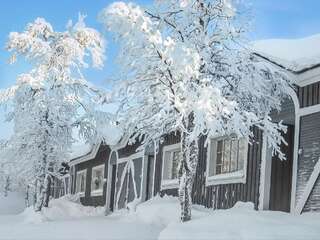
left=100, top=0, right=291, bottom=222
left=0, top=15, right=105, bottom=211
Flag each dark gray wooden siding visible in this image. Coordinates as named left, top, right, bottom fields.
left=118, top=141, right=142, bottom=158
left=153, top=128, right=263, bottom=210
left=297, top=112, right=320, bottom=212
left=73, top=145, right=111, bottom=207
left=298, top=82, right=320, bottom=108
left=270, top=96, right=295, bottom=125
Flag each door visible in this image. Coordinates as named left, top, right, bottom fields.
left=269, top=125, right=294, bottom=212
left=115, top=156, right=143, bottom=209
left=109, top=164, right=117, bottom=212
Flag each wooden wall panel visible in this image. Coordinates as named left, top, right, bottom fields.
left=298, top=82, right=320, bottom=108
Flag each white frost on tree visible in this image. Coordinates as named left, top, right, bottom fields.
left=100, top=0, right=291, bottom=221
left=0, top=15, right=106, bottom=212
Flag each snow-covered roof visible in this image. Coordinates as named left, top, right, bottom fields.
left=69, top=142, right=92, bottom=160
left=252, top=34, right=320, bottom=73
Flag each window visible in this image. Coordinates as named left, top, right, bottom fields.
left=91, top=165, right=105, bottom=196
left=206, top=136, right=248, bottom=186
left=161, top=143, right=182, bottom=189
left=76, top=170, right=87, bottom=195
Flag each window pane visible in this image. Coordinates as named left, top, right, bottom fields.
left=210, top=137, right=247, bottom=177
left=230, top=139, right=238, bottom=172
left=215, top=140, right=223, bottom=174
left=238, top=139, right=247, bottom=170
left=222, top=139, right=231, bottom=173
left=163, top=151, right=172, bottom=180
left=171, top=151, right=180, bottom=179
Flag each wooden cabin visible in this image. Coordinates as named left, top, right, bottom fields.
left=66, top=36, right=320, bottom=214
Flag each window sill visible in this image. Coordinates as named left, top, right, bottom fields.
left=206, top=170, right=246, bottom=186
left=161, top=179, right=179, bottom=190
left=91, top=189, right=103, bottom=196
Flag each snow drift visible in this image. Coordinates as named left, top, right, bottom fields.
left=21, top=196, right=104, bottom=223
left=1, top=195, right=320, bottom=239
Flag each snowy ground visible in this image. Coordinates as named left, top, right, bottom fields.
left=0, top=191, right=25, bottom=215
left=0, top=195, right=320, bottom=240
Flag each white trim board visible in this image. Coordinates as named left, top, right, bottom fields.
left=285, top=87, right=301, bottom=213
left=117, top=151, right=145, bottom=164
left=294, top=159, right=320, bottom=214
left=105, top=150, right=119, bottom=215
left=258, top=135, right=273, bottom=211
left=297, top=104, right=320, bottom=117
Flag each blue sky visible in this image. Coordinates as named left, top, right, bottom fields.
left=0, top=0, right=319, bottom=138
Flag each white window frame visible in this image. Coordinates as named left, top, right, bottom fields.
left=206, top=136, right=248, bottom=186
left=161, top=143, right=181, bottom=190
left=76, top=169, right=87, bottom=196
left=91, top=164, right=105, bottom=196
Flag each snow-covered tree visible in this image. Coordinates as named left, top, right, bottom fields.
left=0, top=15, right=105, bottom=211
left=100, top=0, right=291, bottom=221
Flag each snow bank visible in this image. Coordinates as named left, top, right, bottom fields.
left=0, top=191, right=25, bottom=215
left=158, top=201, right=320, bottom=240
left=1, top=195, right=320, bottom=239
left=21, top=196, right=104, bottom=224
left=252, top=34, right=320, bottom=72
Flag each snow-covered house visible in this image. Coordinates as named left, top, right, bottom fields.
left=67, top=34, right=320, bottom=215
left=153, top=34, right=320, bottom=214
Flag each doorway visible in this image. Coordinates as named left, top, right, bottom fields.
left=269, top=125, right=294, bottom=212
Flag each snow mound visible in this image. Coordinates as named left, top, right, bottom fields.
left=21, top=196, right=104, bottom=224
left=0, top=191, right=25, bottom=215
left=252, top=34, right=320, bottom=72
left=158, top=198, right=320, bottom=240
left=135, top=195, right=181, bottom=227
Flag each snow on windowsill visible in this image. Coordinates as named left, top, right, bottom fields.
left=206, top=170, right=246, bottom=186
left=91, top=189, right=103, bottom=196
left=161, top=179, right=179, bottom=190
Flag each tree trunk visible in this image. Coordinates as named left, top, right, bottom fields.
left=178, top=118, right=199, bottom=222
left=25, top=185, right=30, bottom=208
left=4, top=176, right=10, bottom=197
left=34, top=174, right=45, bottom=212
left=43, top=174, right=52, bottom=207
